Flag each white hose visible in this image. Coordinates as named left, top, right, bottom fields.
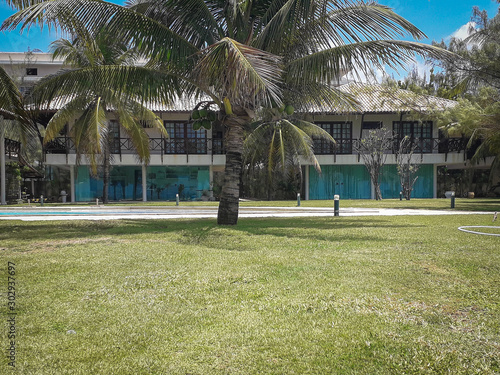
left=458, top=226, right=500, bottom=237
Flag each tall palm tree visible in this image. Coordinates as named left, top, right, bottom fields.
left=2, top=0, right=452, bottom=223
left=35, top=31, right=167, bottom=203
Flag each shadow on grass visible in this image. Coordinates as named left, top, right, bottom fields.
left=0, top=217, right=424, bottom=252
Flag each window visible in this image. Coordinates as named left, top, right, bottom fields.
left=108, top=120, right=121, bottom=154
left=19, top=86, right=33, bottom=96
left=164, top=122, right=207, bottom=154
left=26, top=68, right=38, bottom=76
left=314, top=122, right=352, bottom=154
left=393, top=121, right=433, bottom=153
left=362, top=121, right=382, bottom=130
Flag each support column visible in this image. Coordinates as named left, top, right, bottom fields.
left=0, top=116, right=6, bottom=205
left=433, top=164, right=438, bottom=199
left=305, top=165, right=310, bottom=200
left=209, top=165, right=214, bottom=199
left=70, top=165, right=76, bottom=203
left=142, top=164, right=147, bottom=202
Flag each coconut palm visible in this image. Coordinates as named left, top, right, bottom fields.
left=36, top=31, right=167, bottom=203
left=2, top=0, right=453, bottom=224
left=244, top=109, right=334, bottom=199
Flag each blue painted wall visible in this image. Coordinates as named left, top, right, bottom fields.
left=380, top=164, right=434, bottom=199
left=309, top=165, right=371, bottom=199
left=75, top=166, right=210, bottom=201
left=309, top=164, right=434, bottom=199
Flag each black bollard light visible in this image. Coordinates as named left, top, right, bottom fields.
left=297, top=193, right=301, bottom=207
left=334, top=195, right=340, bottom=217
left=451, top=191, right=455, bottom=209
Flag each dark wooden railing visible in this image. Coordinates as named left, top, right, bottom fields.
left=315, top=137, right=467, bottom=156
left=45, top=137, right=226, bottom=155
left=45, top=136, right=466, bottom=158
left=4, top=138, right=21, bottom=157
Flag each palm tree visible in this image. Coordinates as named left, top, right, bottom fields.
left=35, top=31, right=167, bottom=203
left=244, top=109, right=334, bottom=199
left=2, top=0, right=452, bottom=223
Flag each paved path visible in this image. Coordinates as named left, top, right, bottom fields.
left=0, top=206, right=493, bottom=221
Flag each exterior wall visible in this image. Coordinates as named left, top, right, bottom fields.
left=380, top=164, right=434, bottom=199
left=2, top=51, right=478, bottom=201
left=0, top=52, right=63, bottom=76
left=309, top=165, right=371, bottom=199
left=304, top=112, right=464, bottom=199
left=75, top=165, right=210, bottom=202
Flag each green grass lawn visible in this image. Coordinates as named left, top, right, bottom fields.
left=1, top=215, right=499, bottom=374
left=6, top=197, right=500, bottom=212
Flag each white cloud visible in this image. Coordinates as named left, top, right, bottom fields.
left=344, top=66, right=388, bottom=84
left=447, top=22, right=476, bottom=41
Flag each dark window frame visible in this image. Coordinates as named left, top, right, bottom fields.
left=393, top=121, right=433, bottom=153
left=164, top=121, right=207, bottom=154
left=314, top=121, right=352, bottom=154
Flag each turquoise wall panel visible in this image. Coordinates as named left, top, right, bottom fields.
left=309, top=165, right=371, bottom=199
left=309, top=164, right=434, bottom=200
left=380, top=164, right=434, bottom=198
left=75, top=166, right=210, bottom=201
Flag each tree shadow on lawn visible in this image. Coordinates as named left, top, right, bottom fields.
left=0, top=217, right=424, bottom=252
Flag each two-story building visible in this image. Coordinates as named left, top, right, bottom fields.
left=2, top=51, right=485, bottom=203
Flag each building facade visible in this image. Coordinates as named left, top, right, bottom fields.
left=2, top=51, right=486, bottom=203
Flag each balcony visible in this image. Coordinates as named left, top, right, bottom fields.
left=44, top=137, right=226, bottom=156
left=314, top=137, right=467, bottom=159
left=44, top=136, right=467, bottom=161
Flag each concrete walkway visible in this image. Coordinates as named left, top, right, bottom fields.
left=0, top=205, right=493, bottom=221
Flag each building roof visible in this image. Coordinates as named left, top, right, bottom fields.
left=333, top=82, right=457, bottom=114
left=0, top=52, right=457, bottom=115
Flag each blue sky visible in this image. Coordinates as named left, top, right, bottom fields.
left=0, top=1, right=498, bottom=62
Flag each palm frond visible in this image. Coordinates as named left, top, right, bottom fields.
left=255, top=0, right=328, bottom=51
left=287, top=40, right=455, bottom=84
left=283, top=81, right=359, bottom=112
left=195, top=37, right=283, bottom=108
left=128, top=0, right=224, bottom=48
left=43, top=95, right=92, bottom=142
left=0, top=66, right=23, bottom=114
left=114, top=106, right=151, bottom=164
left=69, top=97, right=107, bottom=175
left=28, top=65, right=195, bottom=110
left=244, top=118, right=328, bottom=177
left=1, top=0, right=199, bottom=66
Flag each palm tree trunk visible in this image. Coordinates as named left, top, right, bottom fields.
left=217, top=121, right=245, bottom=225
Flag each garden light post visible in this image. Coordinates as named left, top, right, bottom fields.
left=334, top=195, right=340, bottom=216
left=297, top=193, right=300, bottom=207
left=451, top=191, right=455, bottom=209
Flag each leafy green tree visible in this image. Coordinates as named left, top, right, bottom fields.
left=432, top=3, right=500, bottom=180
left=37, top=32, right=166, bottom=203
left=3, top=0, right=451, bottom=223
